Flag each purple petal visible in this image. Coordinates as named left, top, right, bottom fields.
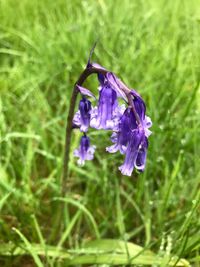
left=76, top=85, right=96, bottom=99
left=133, top=97, right=146, bottom=121
left=135, top=137, right=148, bottom=172
left=106, top=72, right=127, bottom=100
left=74, top=135, right=96, bottom=166
left=90, top=83, right=118, bottom=130
left=118, top=110, right=133, bottom=146
left=73, top=98, right=92, bottom=132
left=106, top=107, right=138, bottom=155
left=88, top=62, right=107, bottom=71
left=97, top=73, right=106, bottom=85
left=119, top=129, right=143, bottom=176
left=79, top=98, right=92, bottom=132
left=73, top=110, right=81, bottom=128
left=106, top=143, right=120, bottom=153
left=130, top=89, right=143, bottom=100
left=143, top=115, right=152, bottom=137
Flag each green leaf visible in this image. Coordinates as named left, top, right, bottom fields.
left=0, top=239, right=190, bottom=266
left=54, top=197, right=100, bottom=238
left=0, top=191, right=12, bottom=211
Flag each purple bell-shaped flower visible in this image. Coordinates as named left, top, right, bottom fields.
left=74, top=135, right=96, bottom=166
left=90, top=82, right=118, bottom=130
left=73, top=97, right=92, bottom=132
left=119, top=128, right=148, bottom=176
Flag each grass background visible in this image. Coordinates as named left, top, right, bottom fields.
left=0, top=0, right=200, bottom=266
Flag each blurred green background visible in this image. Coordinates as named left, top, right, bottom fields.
left=0, top=0, right=200, bottom=266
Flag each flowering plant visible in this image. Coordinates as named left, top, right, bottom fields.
left=62, top=49, right=152, bottom=192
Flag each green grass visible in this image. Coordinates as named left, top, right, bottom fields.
left=0, top=0, right=200, bottom=266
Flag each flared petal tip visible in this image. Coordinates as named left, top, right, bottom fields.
left=106, top=144, right=119, bottom=153
left=118, top=165, right=133, bottom=177
left=77, top=158, right=85, bottom=166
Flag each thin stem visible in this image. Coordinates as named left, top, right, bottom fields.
left=117, top=79, right=141, bottom=125
left=61, top=66, right=107, bottom=196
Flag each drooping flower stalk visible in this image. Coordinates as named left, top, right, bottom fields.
left=62, top=49, right=152, bottom=194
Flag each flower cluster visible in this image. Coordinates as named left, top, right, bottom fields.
left=73, top=62, right=152, bottom=176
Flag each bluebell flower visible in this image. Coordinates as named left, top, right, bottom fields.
left=119, top=128, right=148, bottom=176
left=106, top=107, right=136, bottom=154
left=90, top=82, right=118, bottom=130
left=106, top=94, right=152, bottom=176
left=106, top=72, right=128, bottom=100
left=72, top=60, right=152, bottom=176
left=132, top=96, right=152, bottom=137
left=74, top=135, right=96, bottom=166
left=90, top=72, right=127, bottom=130
left=118, top=98, right=152, bottom=176
left=73, top=97, right=92, bottom=132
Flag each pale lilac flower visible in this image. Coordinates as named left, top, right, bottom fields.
left=88, top=61, right=127, bottom=100
left=74, top=135, right=96, bottom=166
left=90, top=82, right=118, bottom=130
left=90, top=70, right=128, bottom=130
left=91, top=104, right=126, bottom=131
